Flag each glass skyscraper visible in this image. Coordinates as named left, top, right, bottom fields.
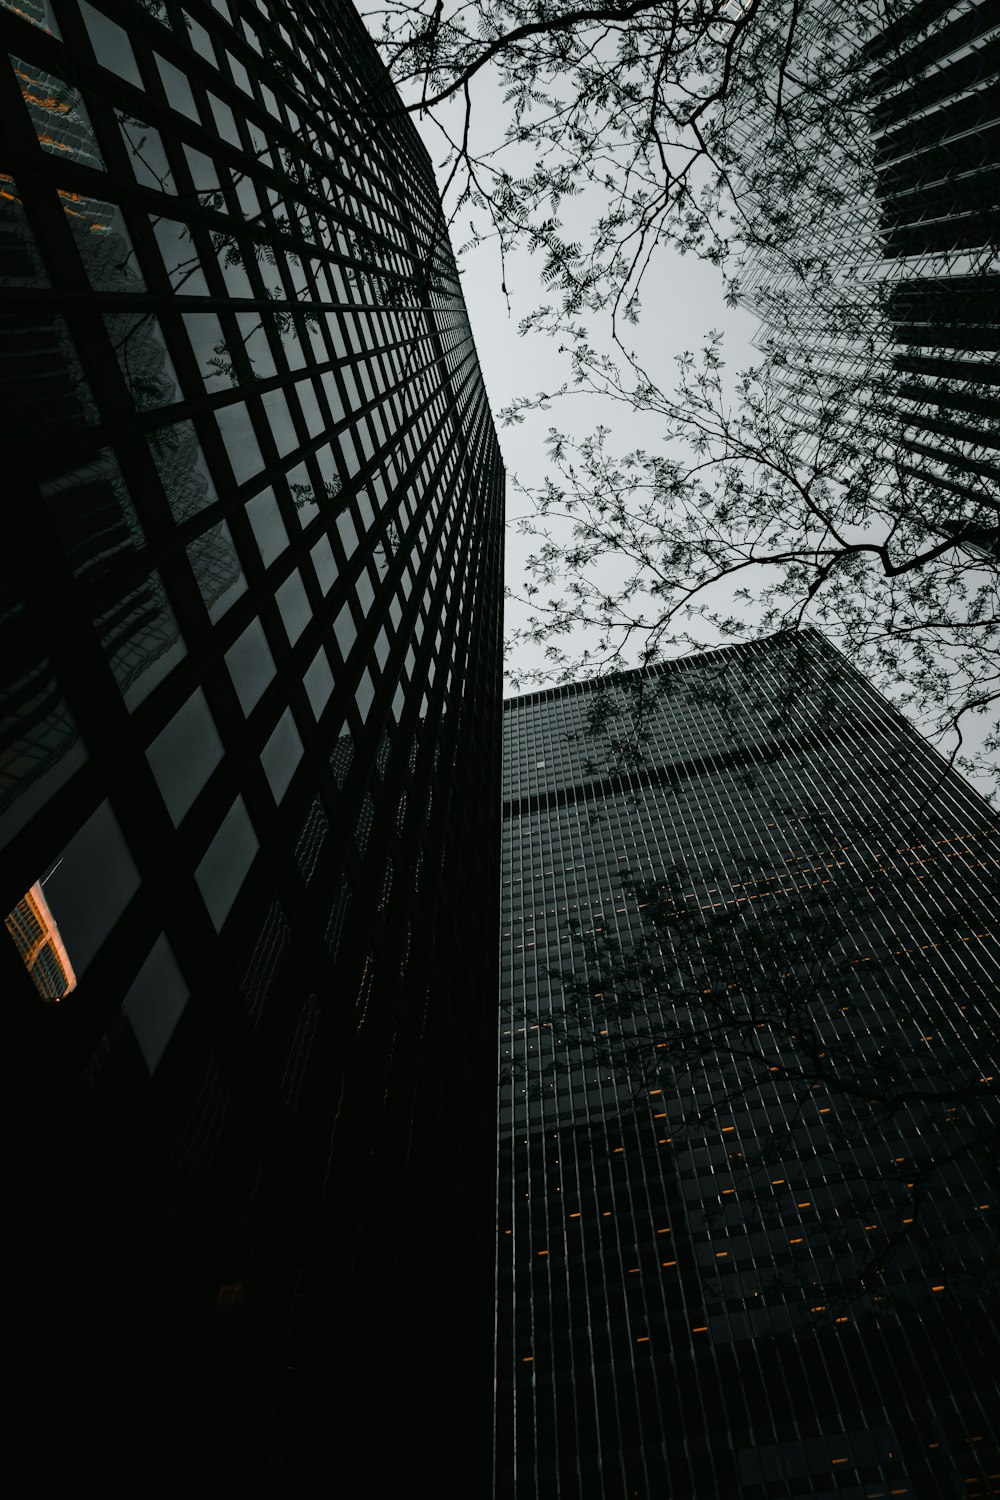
left=727, top=0, right=998, bottom=540
left=497, top=629, right=999, bottom=1498
left=3, top=0, right=503, bottom=1489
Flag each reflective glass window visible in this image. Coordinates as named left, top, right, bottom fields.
left=226, top=616, right=275, bottom=715
left=215, top=400, right=263, bottom=484
left=310, top=533, right=336, bottom=593
left=356, top=668, right=375, bottom=723
left=246, top=488, right=287, bottom=566
left=276, top=569, right=311, bottom=643
left=97, top=573, right=186, bottom=710
left=146, top=687, right=223, bottom=825
left=80, top=3, right=142, bottom=86
left=195, top=795, right=258, bottom=931
left=303, top=647, right=334, bottom=718
left=192, top=519, right=246, bottom=622
left=261, top=708, right=303, bottom=803
left=123, top=934, right=189, bottom=1072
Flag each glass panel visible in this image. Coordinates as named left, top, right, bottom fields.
left=123, top=934, right=189, bottom=1072
left=182, top=311, right=227, bottom=390
left=145, top=687, right=223, bottom=825
left=261, top=707, right=302, bottom=803
left=333, top=600, right=355, bottom=661
left=152, top=418, right=217, bottom=521
left=246, top=488, right=287, bottom=566
left=114, top=113, right=174, bottom=193
left=96, top=572, right=186, bottom=710
left=152, top=217, right=207, bottom=293
left=13, top=54, right=104, bottom=171
left=195, top=795, right=258, bottom=932
left=226, top=616, right=274, bottom=715
left=303, top=648, right=333, bottom=718
left=107, top=311, right=181, bottom=414
left=310, top=533, right=336, bottom=592
left=80, top=3, right=142, bottom=87
left=192, top=519, right=246, bottom=622
left=215, top=400, right=263, bottom=484
left=355, top=668, right=375, bottom=723
left=155, top=53, right=199, bottom=121
left=260, top=386, right=297, bottom=456
left=329, top=728, right=354, bottom=787
left=276, top=569, right=311, bottom=643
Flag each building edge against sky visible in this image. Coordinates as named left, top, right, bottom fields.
left=3, top=0, right=503, bottom=1490
left=497, top=628, right=1000, bottom=1498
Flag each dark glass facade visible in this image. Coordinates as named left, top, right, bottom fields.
left=3, top=0, right=503, bottom=1490
left=731, top=0, right=998, bottom=537
left=497, top=630, right=1000, bottom=1499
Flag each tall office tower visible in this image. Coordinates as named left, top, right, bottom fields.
left=497, top=629, right=1000, bottom=1499
left=2, top=0, right=504, bottom=1490
left=726, top=0, right=999, bottom=542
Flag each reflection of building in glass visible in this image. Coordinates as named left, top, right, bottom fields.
left=4, top=1, right=503, bottom=1492
left=497, top=629, right=1000, bottom=1499
left=4, top=879, right=76, bottom=999
left=727, top=0, right=999, bottom=542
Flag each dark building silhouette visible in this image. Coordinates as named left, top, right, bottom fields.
left=731, top=0, right=998, bottom=547
left=497, top=629, right=1000, bottom=1499
left=2, top=0, right=503, bottom=1491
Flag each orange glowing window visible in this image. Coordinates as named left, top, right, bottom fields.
left=613, top=1147, right=624, bottom=1153
left=835, top=1316, right=849, bottom=1323
left=649, top=1089, right=662, bottom=1095
left=789, top=1237, right=803, bottom=1244
left=537, top=1250, right=548, bottom=1256
left=636, top=1336, right=649, bottom=1342
left=692, top=1326, right=708, bottom=1333
left=662, top=1261, right=677, bottom=1268
left=657, top=1228, right=670, bottom=1234
left=522, top=1356, right=533, bottom=1363
left=797, top=1201, right=812, bottom=1208
left=722, top=1126, right=735, bottom=1132
left=5, top=882, right=78, bottom=1002
left=932, top=1285, right=945, bottom=1291
left=628, top=1268, right=639, bottom=1274
left=569, top=1212, right=581, bottom=1219
left=715, top=1252, right=728, bottom=1258
left=602, top=1211, right=611, bottom=1217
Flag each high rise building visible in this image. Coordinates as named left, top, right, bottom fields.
left=3, top=0, right=503, bottom=1490
left=497, top=629, right=1000, bottom=1499
left=727, top=0, right=999, bottom=544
